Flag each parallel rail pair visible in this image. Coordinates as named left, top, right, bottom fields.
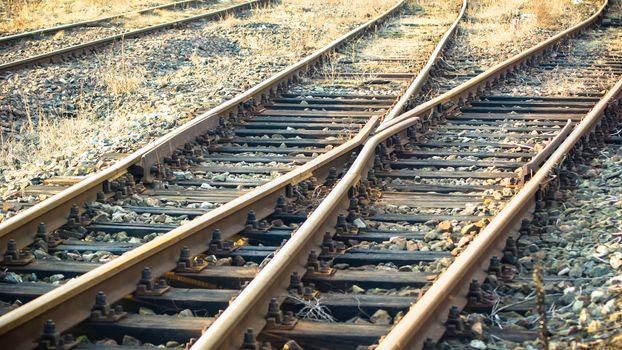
left=1, top=0, right=620, bottom=349
left=0, top=0, right=267, bottom=73
left=0, top=1, right=452, bottom=348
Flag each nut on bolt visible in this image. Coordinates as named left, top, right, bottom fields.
left=265, top=297, right=297, bottom=330
left=2, top=239, right=34, bottom=266
left=444, top=305, right=469, bottom=338
left=89, top=291, right=127, bottom=322
left=324, top=167, right=338, bottom=187
left=135, top=267, right=170, bottom=296
left=176, top=246, right=208, bottom=273
left=37, top=319, right=79, bottom=350
left=289, top=271, right=304, bottom=295
left=241, top=328, right=258, bottom=350
left=306, top=250, right=320, bottom=273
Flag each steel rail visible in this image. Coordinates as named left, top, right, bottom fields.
left=0, top=1, right=410, bottom=347
left=0, top=115, right=379, bottom=350
left=193, top=2, right=468, bottom=348
left=193, top=106, right=421, bottom=350
left=376, top=63, right=622, bottom=350
left=139, top=0, right=407, bottom=182
left=0, top=0, right=210, bottom=45
left=518, top=119, right=573, bottom=185
left=195, top=1, right=610, bottom=349
left=376, top=0, right=609, bottom=132
left=381, top=0, right=467, bottom=123
left=0, top=0, right=268, bottom=73
left=0, top=0, right=405, bottom=258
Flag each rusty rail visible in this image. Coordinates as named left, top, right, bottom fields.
left=0, top=0, right=210, bottom=45
left=376, top=65, right=622, bottom=350
left=376, top=0, right=609, bottom=133
left=0, top=0, right=405, bottom=258
left=0, top=0, right=609, bottom=347
left=519, top=119, right=573, bottom=185
left=193, top=112, right=420, bottom=350
left=192, top=2, right=469, bottom=348
left=382, top=0, right=467, bottom=123
left=193, top=1, right=611, bottom=349
left=0, top=0, right=269, bottom=73
left=0, top=116, right=379, bottom=350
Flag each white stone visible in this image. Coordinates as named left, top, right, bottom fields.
left=469, top=340, right=487, bottom=349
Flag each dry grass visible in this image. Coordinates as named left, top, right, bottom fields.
left=206, top=0, right=397, bottom=70
left=1, top=112, right=96, bottom=170
left=220, top=13, right=242, bottom=28
left=0, top=0, right=398, bottom=199
left=455, top=0, right=600, bottom=63
left=116, top=1, right=245, bottom=30
left=116, top=9, right=181, bottom=30
left=0, top=0, right=171, bottom=34
left=0, top=106, right=168, bottom=187
left=474, top=0, right=589, bottom=25
left=0, top=88, right=91, bottom=173
left=0, top=0, right=251, bottom=34
left=100, top=41, right=146, bottom=95
left=337, top=0, right=462, bottom=74
left=417, top=0, right=463, bottom=22
left=102, top=64, right=146, bottom=95
left=525, top=0, right=578, bottom=28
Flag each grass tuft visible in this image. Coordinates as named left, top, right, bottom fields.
left=0, top=0, right=169, bottom=34
left=100, top=40, right=146, bottom=95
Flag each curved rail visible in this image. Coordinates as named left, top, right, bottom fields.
left=138, top=0, right=408, bottom=181
left=376, top=64, right=622, bottom=350
left=194, top=1, right=610, bottom=349
left=377, top=0, right=609, bottom=132
left=0, top=116, right=379, bottom=350
left=0, top=0, right=208, bottom=45
left=382, top=0, right=467, bottom=123
left=0, top=0, right=406, bottom=258
left=0, top=0, right=268, bottom=73
left=192, top=2, right=468, bottom=348
left=0, top=1, right=409, bottom=348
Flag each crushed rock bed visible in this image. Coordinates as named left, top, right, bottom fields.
left=0, top=0, right=396, bottom=208
left=0, top=0, right=251, bottom=65
left=441, top=142, right=622, bottom=350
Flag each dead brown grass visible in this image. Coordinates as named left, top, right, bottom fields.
left=99, top=40, right=146, bottom=95
left=116, top=1, right=245, bottom=30
left=220, top=12, right=242, bottom=29
left=0, top=0, right=170, bottom=34
left=102, top=64, right=146, bottom=95
left=456, top=0, right=600, bottom=62
left=0, top=0, right=399, bottom=199
left=0, top=105, right=166, bottom=186
left=525, top=0, right=584, bottom=28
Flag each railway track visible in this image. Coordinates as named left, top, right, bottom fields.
left=0, top=0, right=266, bottom=73
left=0, top=0, right=215, bottom=40
left=0, top=0, right=618, bottom=349
left=188, top=1, right=621, bottom=349
left=436, top=135, right=622, bottom=349
left=0, top=1, right=466, bottom=348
